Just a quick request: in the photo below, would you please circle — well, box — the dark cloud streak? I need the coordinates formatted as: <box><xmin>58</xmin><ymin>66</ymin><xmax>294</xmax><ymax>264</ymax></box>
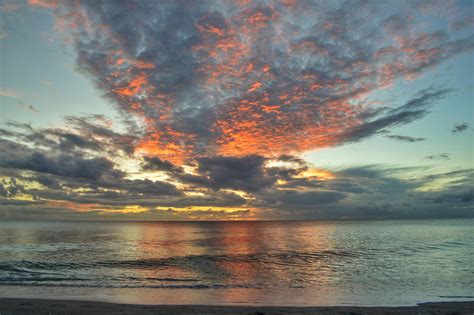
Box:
<box><xmin>385</xmin><ymin>135</ymin><xmax>426</xmax><ymax>142</ymax></box>
<box><xmin>452</xmin><ymin>122</ymin><xmax>469</xmax><ymax>133</ymax></box>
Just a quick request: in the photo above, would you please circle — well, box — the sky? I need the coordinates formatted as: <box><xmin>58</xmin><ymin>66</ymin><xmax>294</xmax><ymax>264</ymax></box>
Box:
<box><xmin>0</xmin><ymin>0</ymin><xmax>472</xmax><ymax>221</ymax></box>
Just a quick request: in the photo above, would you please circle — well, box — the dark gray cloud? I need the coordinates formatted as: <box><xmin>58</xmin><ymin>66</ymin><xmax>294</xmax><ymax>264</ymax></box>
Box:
<box><xmin>0</xmin><ymin>144</ymin><xmax>472</xmax><ymax>219</ymax></box>
<box><xmin>426</xmin><ymin>153</ymin><xmax>451</xmax><ymax>161</ymax></box>
<box><xmin>0</xmin><ymin>185</ymin><xmax>7</xmax><ymax>197</ymax></box>
<box><xmin>385</xmin><ymin>135</ymin><xmax>426</xmax><ymax>142</ymax></box>
<box><xmin>433</xmin><ymin>188</ymin><xmax>473</xmax><ymax>204</ymax></box>
<box><xmin>17</xmin><ymin>100</ymin><xmax>39</xmax><ymax>113</ymax></box>
<box><xmin>142</xmin><ymin>156</ymin><xmax>184</xmax><ymax>174</ymax></box>
<box><xmin>452</xmin><ymin>122</ymin><xmax>469</xmax><ymax>133</ymax></box>
<box><xmin>339</xmin><ymin>87</ymin><xmax>452</xmax><ymax>143</ymax></box>
<box><xmin>0</xmin><ymin>120</ymin><xmax>185</xmax><ymax>208</ymax></box>
<box><xmin>0</xmin><ymin>139</ymin><xmax>122</xmax><ymax>181</ymax></box>
<box><xmin>263</xmin><ymin>190</ymin><xmax>346</xmax><ymax>207</ymax></box>
<box><xmin>2</xmin><ymin>115</ymin><xmax>137</xmax><ymax>156</ymax></box>
<box><xmin>392</xmin><ymin>87</ymin><xmax>454</xmax><ymax>113</ymax></box>
<box><xmin>0</xmin><ymin>178</ymin><xmax>26</xmax><ymax>198</ymax></box>
<box><xmin>450</xmin><ymin>15</ymin><xmax>474</xmax><ymax>30</ymax></box>
<box><xmin>34</xmin><ymin>174</ymin><xmax>62</xmax><ymax>190</ymax></box>
<box><xmin>258</xmin><ymin>166</ymin><xmax>473</xmax><ymax>219</ymax></box>
<box><xmin>179</xmin><ymin>155</ymin><xmax>275</xmax><ymax>193</ymax></box>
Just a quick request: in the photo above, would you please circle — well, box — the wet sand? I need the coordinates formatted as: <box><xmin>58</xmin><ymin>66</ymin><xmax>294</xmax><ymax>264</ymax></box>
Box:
<box><xmin>0</xmin><ymin>299</ymin><xmax>473</xmax><ymax>314</ymax></box>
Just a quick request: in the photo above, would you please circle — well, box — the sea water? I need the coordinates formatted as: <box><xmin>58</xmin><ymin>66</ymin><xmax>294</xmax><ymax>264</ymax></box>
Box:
<box><xmin>0</xmin><ymin>219</ymin><xmax>473</xmax><ymax>306</ymax></box>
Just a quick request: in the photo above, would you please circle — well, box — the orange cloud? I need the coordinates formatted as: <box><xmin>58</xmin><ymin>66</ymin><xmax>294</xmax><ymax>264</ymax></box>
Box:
<box><xmin>52</xmin><ymin>1</ymin><xmax>472</xmax><ymax>164</ymax></box>
<box><xmin>28</xmin><ymin>0</ymin><xmax>57</xmax><ymax>9</ymax></box>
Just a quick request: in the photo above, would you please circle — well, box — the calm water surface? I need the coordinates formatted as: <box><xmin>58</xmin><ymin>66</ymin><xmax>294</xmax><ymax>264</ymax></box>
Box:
<box><xmin>0</xmin><ymin>219</ymin><xmax>473</xmax><ymax>306</ymax></box>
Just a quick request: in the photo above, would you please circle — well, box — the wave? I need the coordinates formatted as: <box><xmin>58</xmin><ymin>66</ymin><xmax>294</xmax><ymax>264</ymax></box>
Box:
<box><xmin>0</xmin><ymin>282</ymin><xmax>254</xmax><ymax>289</ymax></box>
<box><xmin>0</xmin><ymin>250</ymin><xmax>362</xmax><ymax>272</ymax></box>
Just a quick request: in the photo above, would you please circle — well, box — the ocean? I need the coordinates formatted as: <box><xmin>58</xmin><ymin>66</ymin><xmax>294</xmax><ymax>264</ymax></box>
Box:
<box><xmin>0</xmin><ymin>219</ymin><xmax>473</xmax><ymax>306</ymax></box>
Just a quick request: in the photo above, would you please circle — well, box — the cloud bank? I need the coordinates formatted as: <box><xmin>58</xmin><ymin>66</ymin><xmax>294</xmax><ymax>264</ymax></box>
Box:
<box><xmin>0</xmin><ymin>115</ymin><xmax>472</xmax><ymax>220</ymax></box>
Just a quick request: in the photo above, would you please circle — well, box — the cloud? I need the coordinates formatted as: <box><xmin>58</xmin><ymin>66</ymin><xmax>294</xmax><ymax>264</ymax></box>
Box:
<box><xmin>1</xmin><ymin>115</ymin><xmax>471</xmax><ymax>220</ymax></box>
<box><xmin>452</xmin><ymin>122</ymin><xmax>469</xmax><ymax>133</ymax></box>
<box><xmin>385</xmin><ymin>135</ymin><xmax>426</xmax><ymax>142</ymax></box>
<box><xmin>264</xmin><ymin>190</ymin><xmax>346</xmax><ymax>207</ymax></box>
<box><xmin>1</xmin><ymin>1</ymin><xmax>473</xmax><ymax>220</ymax></box>
<box><xmin>0</xmin><ymin>139</ymin><xmax>122</xmax><ymax>181</ymax></box>
<box><xmin>142</xmin><ymin>156</ymin><xmax>184</xmax><ymax>174</ymax></box>
<box><xmin>433</xmin><ymin>188</ymin><xmax>473</xmax><ymax>204</ymax></box>
<box><xmin>426</xmin><ymin>153</ymin><xmax>450</xmax><ymax>160</ymax></box>
<box><xmin>0</xmin><ymin>177</ymin><xmax>27</xmax><ymax>198</ymax></box>
<box><xmin>0</xmin><ymin>89</ymin><xmax>21</xmax><ymax>98</ymax></box>
<box><xmin>0</xmin><ymin>123</ymin><xmax>472</xmax><ymax>219</ymax></box>
<box><xmin>28</xmin><ymin>0</ymin><xmax>57</xmax><ymax>9</ymax></box>
<box><xmin>17</xmin><ymin>101</ymin><xmax>39</xmax><ymax>113</ymax></box>
<box><xmin>0</xmin><ymin>184</ymin><xmax>7</xmax><ymax>197</ymax></box>
<box><xmin>339</xmin><ymin>87</ymin><xmax>452</xmax><ymax>143</ymax></box>
<box><xmin>36</xmin><ymin>0</ymin><xmax>473</xmax><ymax>163</ymax></box>
<box><xmin>179</xmin><ymin>155</ymin><xmax>276</xmax><ymax>193</ymax></box>
<box><xmin>1</xmin><ymin>115</ymin><xmax>137</xmax><ymax>155</ymax></box>
<box><xmin>450</xmin><ymin>16</ymin><xmax>474</xmax><ymax>30</ymax></box>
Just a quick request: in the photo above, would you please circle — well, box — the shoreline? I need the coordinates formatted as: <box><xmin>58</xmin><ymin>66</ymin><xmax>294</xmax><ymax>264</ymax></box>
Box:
<box><xmin>0</xmin><ymin>299</ymin><xmax>473</xmax><ymax>314</ymax></box>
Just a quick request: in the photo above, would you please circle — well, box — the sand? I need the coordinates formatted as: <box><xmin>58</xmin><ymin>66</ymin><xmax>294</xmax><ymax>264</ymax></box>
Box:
<box><xmin>0</xmin><ymin>299</ymin><xmax>473</xmax><ymax>314</ymax></box>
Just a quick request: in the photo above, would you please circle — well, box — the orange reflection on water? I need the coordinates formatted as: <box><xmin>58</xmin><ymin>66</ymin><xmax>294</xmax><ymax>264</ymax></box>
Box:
<box><xmin>0</xmin><ymin>220</ymin><xmax>345</xmax><ymax>305</ymax></box>
<box><xmin>210</xmin><ymin>222</ymin><xmax>260</xmax><ymax>288</ymax></box>
<box><xmin>133</xmin><ymin>223</ymin><xmax>203</xmax><ymax>282</ymax></box>
<box><xmin>121</xmin><ymin>221</ymin><xmax>338</xmax><ymax>303</ymax></box>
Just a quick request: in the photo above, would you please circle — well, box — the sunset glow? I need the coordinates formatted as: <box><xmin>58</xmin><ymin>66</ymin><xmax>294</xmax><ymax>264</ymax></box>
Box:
<box><xmin>0</xmin><ymin>0</ymin><xmax>472</xmax><ymax>221</ymax></box>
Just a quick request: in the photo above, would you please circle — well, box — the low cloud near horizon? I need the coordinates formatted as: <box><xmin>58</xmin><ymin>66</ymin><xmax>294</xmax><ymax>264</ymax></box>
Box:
<box><xmin>0</xmin><ymin>115</ymin><xmax>472</xmax><ymax>220</ymax></box>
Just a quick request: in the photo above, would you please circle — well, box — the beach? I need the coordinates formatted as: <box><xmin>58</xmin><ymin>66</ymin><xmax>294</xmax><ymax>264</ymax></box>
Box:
<box><xmin>0</xmin><ymin>299</ymin><xmax>473</xmax><ymax>314</ymax></box>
